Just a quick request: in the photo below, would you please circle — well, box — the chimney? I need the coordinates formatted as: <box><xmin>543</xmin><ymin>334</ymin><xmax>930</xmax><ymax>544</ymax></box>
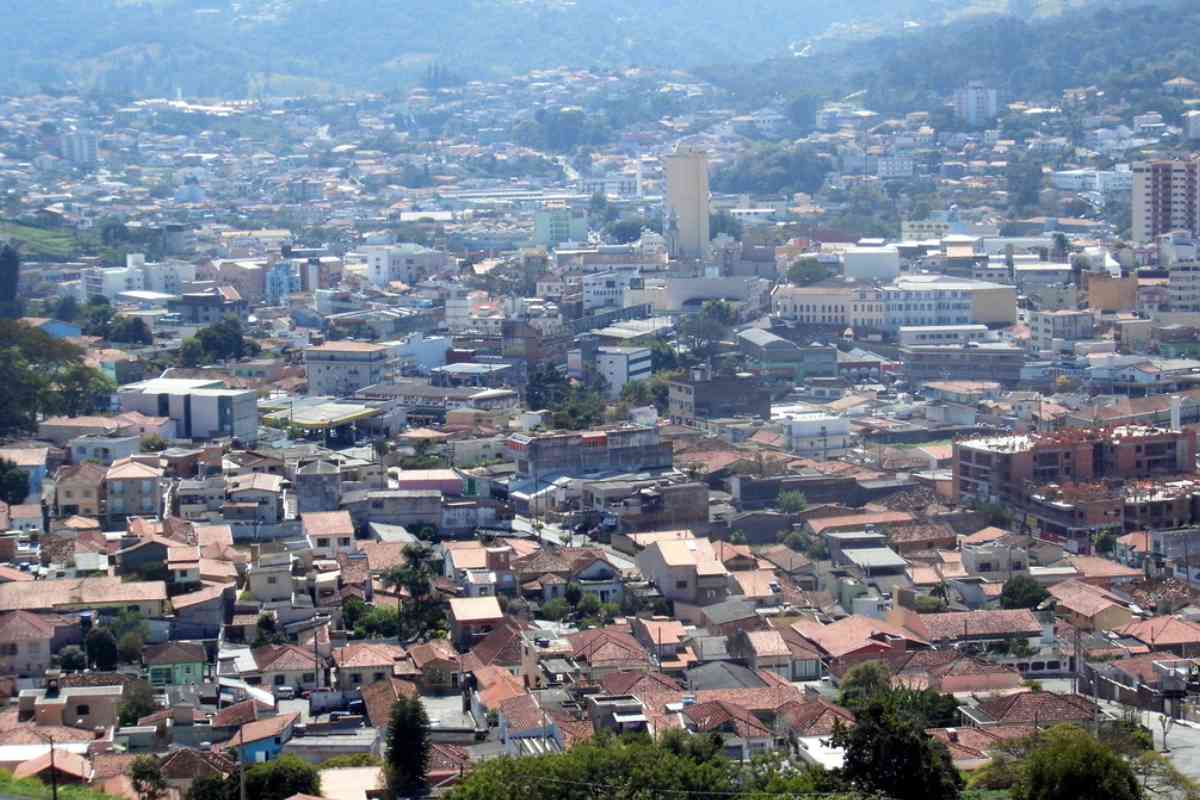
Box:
<box><xmin>1171</xmin><ymin>395</ymin><xmax>1183</xmax><ymax>432</ymax></box>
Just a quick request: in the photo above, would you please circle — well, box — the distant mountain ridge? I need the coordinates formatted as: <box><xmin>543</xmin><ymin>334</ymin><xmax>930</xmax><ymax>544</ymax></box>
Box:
<box><xmin>0</xmin><ymin>0</ymin><xmax>1091</xmax><ymax>98</ymax></box>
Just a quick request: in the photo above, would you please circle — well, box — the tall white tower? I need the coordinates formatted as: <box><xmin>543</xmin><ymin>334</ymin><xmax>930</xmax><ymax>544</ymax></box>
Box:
<box><xmin>664</xmin><ymin>145</ymin><xmax>710</xmax><ymax>259</ymax></box>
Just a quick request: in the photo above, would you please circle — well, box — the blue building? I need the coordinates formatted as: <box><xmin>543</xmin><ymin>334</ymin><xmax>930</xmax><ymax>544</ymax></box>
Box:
<box><xmin>223</xmin><ymin>711</ymin><xmax>298</xmax><ymax>764</ymax></box>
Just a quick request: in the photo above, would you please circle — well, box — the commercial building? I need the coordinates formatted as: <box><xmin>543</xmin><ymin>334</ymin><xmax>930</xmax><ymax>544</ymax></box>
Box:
<box><xmin>667</xmin><ymin>369</ymin><xmax>772</xmax><ymax>426</ymax></box>
<box><xmin>897</xmin><ymin>324</ymin><xmax>989</xmax><ymax>347</ymax></box>
<box><xmin>362</xmin><ymin>243</ymin><xmax>449</xmax><ymax>288</ymax></box>
<box><xmin>505</xmin><ymin>426</ymin><xmax>673</xmax><ymax>480</ymax></box>
<box><xmin>773</xmin><ymin>411</ymin><xmax>852</xmax><ymax>460</ymax></box>
<box><xmin>1132</xmin><ymin>159</ymin><xmax>1200</xmax><ymax>243</ymax></box>
<box><xmin>1030</xmin><ymin>310</ymin><xmax>1096</xmax><ymax>352</ymax></box>
<box><xmin>663</xmin><ymin>145</ymin><xmax>710</xmax><ymax>259</ymax></box>
<box><xmin>305</xmin><ymin>341</ymin><xmax>390</xmax><ymax>396</ymax></box>
<box><xmin>771</xmin><ymin>284</ymin><xmax>884</xmax><ymax>331</ymax></box>
<box><xmin>736</xmin><ymin>328</ymin><xmax>837</xmax><ymax>382</ymax></box>
<box><xmin>953</xmin><ymin>426</ymin><xmax>1199</xmax><ymax>506</ymax></box>
<box><xmin>595</xmin><ymin>347</ymin><xmax>652</xmax><ymax>399</ymax></box>
<box><xmin>117</xmin><ymin>378</ymin><xmax>258</xmax><ymax>443</ymax></box>
<box><xmin>532</xmin><ymin>206</ymin><xmax>588</xmax><ymax>248</ymax></box>
<box><xmin>882</xmin><ymin>275</ymin><xmax>1017</xmax><ymax>331</ymax></box>
<box><xmin>843</xmin><ymin>246</ymin><xmax>900</xmax><ymax>281</ymax></box>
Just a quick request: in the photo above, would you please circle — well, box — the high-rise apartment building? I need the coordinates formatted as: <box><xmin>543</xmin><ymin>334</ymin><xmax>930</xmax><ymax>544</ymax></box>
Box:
<box><xmin>1132</xmin><ymin>159</ymin><xmax>1200</xmax><ymax>243</ymax></box>
<box><xmin>663</xmin><ymin>145</ymin><xmax>710</xmax><ymax>259</ymax></box>
<box><xmin>953</xmin><ymin>82</ymin><xmax>999</xmax><ymax>127</ymax></box>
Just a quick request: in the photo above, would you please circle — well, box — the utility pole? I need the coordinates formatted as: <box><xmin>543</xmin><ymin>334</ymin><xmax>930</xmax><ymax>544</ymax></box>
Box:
<box><xmin>239</xmin><ymin>723</ymin><xmax>247</xmax><ymax>800</ymax></box>
<box><xmin>48</xmin><ymin>735</ymin><xmax>57</xmax><ymax>800</ymax></box>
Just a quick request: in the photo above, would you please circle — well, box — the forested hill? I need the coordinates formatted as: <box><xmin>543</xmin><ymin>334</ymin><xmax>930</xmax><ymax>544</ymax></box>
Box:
<box><xmin>704</xmin><ymin>0</ymin><xmax>1200</xmax><ymax>113</ymax></box>
<box><xmin>0</xmin><ymin>0</ymin><xmax>1124</xmax><ymax>98</ymax></box>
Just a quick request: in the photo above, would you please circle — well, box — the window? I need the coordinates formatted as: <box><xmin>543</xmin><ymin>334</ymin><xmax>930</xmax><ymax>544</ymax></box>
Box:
<box><xmin>675</xmin><ymin>580</ymin><xmax>688</xmax><ymax>590</ymax></box>
<box><xmin>267</xmin><ymin>576</ymin><xmax>277</xmax><ymax>585</ymax></box>
<box><xmin>317</xmin><ymin>538</ymin><xmax>329</xmax><ymax>547</ymax></box>
<box><xmin>75</xmin><ymin>705</ymin><xmax>90</xmax><ymax>717</ymax></box>
<box><xmin>352</xmin><ymin>673</ymin><xmax>362</xmax><ymax>684</ymax></box>
<box><xmin>274</xmin><ymin>675</ymin><xmax>285</xmax><ymax>686</ymax></box>
<box><xmin>302</xmin><ymin>673</ymin><xmax>315</xmax><ymax>683</ymax></box>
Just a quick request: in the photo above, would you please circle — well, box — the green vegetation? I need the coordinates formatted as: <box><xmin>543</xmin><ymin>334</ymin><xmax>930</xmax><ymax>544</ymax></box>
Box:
<box><xmin>186</xmin><ymin>755</ymin><xmax>320</xmax><ymax>800</ymax></box>
<box><xmin>0</xmin><ymin>224</ymin><xmax>76</xmax><ymax>260</ymax></box>
<box><xmin>778</xmin><ymin>491</ymin><xmax>809</xmax><ymax>515</ymax></box>
<box><xmin>385</xmin><ymin>696</ymin><xmax>431</xmax><ymax>799</ymax></box>
<box><xmin>0</xmin><ymin>460</ymin><xmax>30</xmax><ymax>506</ymax></box>
<box><xmin>118</xmin><ymin>679</ymin><xmax>158</xmax><ymax>726</ymax></box>
<box><xmin>179</xmin><ymin>316</ymin><xmax>260</xmax><ymax>366</ymax></box>
<box><xmin>710</xmin><ymin>143</ymin><xmax>831</xmax><ymax>196</ymax></box>
<box><xmin>0</xmin><ymin>319</ymin><xmax>116</xmax><ymax>436</ymax></box>
<box><xmin>1000</xmin><ymin>574</ymin><xmax>1051</xmax><ymax>610</ymax></box>
<box><xmin>0</xmin><ymin>769</ymin><xmax>125</xmax><ymax>800</ymax></box>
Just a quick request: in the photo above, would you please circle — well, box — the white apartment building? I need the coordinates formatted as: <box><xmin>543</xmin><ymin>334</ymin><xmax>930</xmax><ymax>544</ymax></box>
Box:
<box><xmin>1132</xmin><ymin>159</ymin><xmax>1200</xmax><ymax>243</ymax></box>
<box><xmin>877</xmin><ymin>156</ymin><xmax>915</xmax><ymax>180</ymax></box>
<box><xmin>60</xmin><ymin>128</ymin><xmax>98</xmax><ymax>164</ymax></box>
<box><xmin>954</xmin><ymin>82</ymin><xmax>999</xmax><ymax>127</ymax></box>
<box><xmin>304</xmin><ymin>341</ymin><xmax>390</xmax><ymax>396</ymax></box>
<box><xmin>595</xmin><ymin>347</ymin><xmax>652</xmax><ymax>399</ymax></box>
<box><xmin>1029</xmin><ymin>309</ymin><xmax>1096</xmax><ymax>351</ymax></box>
<box><xmin>578</xmin><ymin>171</ymin><xmax>641</xmax><ymax>198</ymax></box>
<box><xmin>363</xmin><ymin>243</ymin><xmax>448</xmax><ymax>288</ymax></box>
<box><xmin>1169</xmin><ymin>261</ymin><xmax>1200</xmax><ymax>311</ymax></box>
<box><xmin>79</xmin><ymin>254</ymin><xmax>197</xmax><ymax>301</ymax></box>
<box><xmin>532</xmin><ymin>206</ymin><xmax>588</xmax><ymax>248</ymax></box>
<box><xmin>773</xmin><ymin>411</ymin><xmax>851</xmax><ymax>460</ymax></box>
<box><xmin>582</xmin><ymin>270</ymin><xmax>640</xmax><ymax>311</ymax></box>
<box><xmin>445</xmin><ymin>287</ymin><xmax>491</xmax><ymax>333</ymax></box>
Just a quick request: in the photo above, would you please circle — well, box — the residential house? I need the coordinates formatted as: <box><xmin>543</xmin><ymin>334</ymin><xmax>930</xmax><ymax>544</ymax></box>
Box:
<box><xmin>333</xmin><ymin>643</ymin><xmax>414</xmax><ymax>689</ymax></box>
<box><xmin>1117</xmin><ymin>616</ymin><xmax>1200</xmax><ymax>656</ymax></box>
<box><xmin>144</xmin><ymin>642</ymin><xmax>207</xmax><ymax>687</ymax></box>
<box><xmin>1046</xmin><ymin>580</ymin><xmax>1134</xmax><ymax>631</ymax></box>
<box><xmin>222</xmin><ymin>712</ymin><xmax>299</xmax><ymax>764</ymax></box>
<box><xmin>249</xmin><ymin>645</ymin><xmax>320</xmax><ymax>693</ymax></box>
<box><xmin>0</xmin><ymin>611</ymin><xmax>76</xmax><ymax>678</ymax></box>
<box><xmin>303</xmin><ymin>511</ymin><xmax>357</xmax><ymax>559</ymax></box>
<box><xmin>226</xmin><ymin>473</ymin><xmax>287</xmax><ymax>524</ymax></box>
<box><xmin>53</xmin><ymin>463</ymin><xmax>107</xmax><ymax>518</ymax></box>
<box><xmin>636</xmin><ymin>537</ymin><xmax>729</xmax><ymax>610</ymax></box>
<box><xmin>448</xmin><ymin>596</ymin><xmax>504</xmax><ymax>649</ymax></box>
<box><xmin>104</xmin><ymin>458</ymin><xmax>163</xmax><ymax>522</ymax></box>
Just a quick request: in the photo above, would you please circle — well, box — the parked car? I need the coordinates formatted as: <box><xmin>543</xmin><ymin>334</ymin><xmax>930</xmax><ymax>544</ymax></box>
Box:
<box><xmin>275</xmin><ymin>686</ymin><xmax>296</xmax><ymax>700</ymax></box>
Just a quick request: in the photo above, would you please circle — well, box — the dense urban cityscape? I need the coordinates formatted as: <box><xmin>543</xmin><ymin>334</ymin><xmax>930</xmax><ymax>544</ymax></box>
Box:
<box><xmin>4</xmin><ymin>2</ymin><xmax>1200</xmax><ymax>800</ymax></box>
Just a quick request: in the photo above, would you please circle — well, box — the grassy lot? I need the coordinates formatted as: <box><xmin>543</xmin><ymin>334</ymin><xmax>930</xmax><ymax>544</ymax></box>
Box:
<box><xmin>0</xmin><ymin>220</ymin><xmax>78</xmax><ymax>260</ymax></box>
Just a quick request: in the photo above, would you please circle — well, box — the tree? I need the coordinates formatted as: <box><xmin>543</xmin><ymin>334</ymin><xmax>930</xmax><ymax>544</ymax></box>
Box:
<box><xmin>0</xmin><ymin>459</ymin><xmax>29</xmax><ymax>505</ymax></box>
<box><xmin>87</xmin><ymin>626</ymin><xmax>119</xmax><ymax>670</ymax></box>
<box><xmin>1001</xmin><ymin>574</ymin><xmax>1051</xmax><ymax>610</ymax></box>
<box><xmin>243</xmin><ymin>755</ymin><xmax>322</xmax><ymax>800</ymax></box>
<box><xmin>58</xmin><ymin>645</ymin><xmax>86</xmax><ymax>672</ymax></box>
<box><xmin>119</xmin><ymin>631</ymin><xmax>145</xmax><ymax>664</ymax></box>
<box><xmin>564</xmin><ymin>583</ymin><xmax>583</xmax><ymax>607</ymax></box>
<box><xmin>1013</xmin><ymin>725</ymin><xmax>1140</xmax><ymax>800</ymax></box>
<box><xmin>786</xmin><ymin>258</ymin><xmax>831</xmax><ymax>286</ymax></box>
<box><xmin>119</xmin><ymin>679</ymin><xmax>159</xmax><ymax>726</ymax></box>
<box><xmin>778</xmin><ymin>490</ymin><xmax>808</xmax><ymax>515</ymax></box>
<box><xmin>130</xmin><ymin>755</ymin><xmax>168</xmax><ymax>800</ymax></box>
<box><xmin>52</xmin><ymin>294</ymin><xmax>79</xmax><ymax>322</ymax></box>
<box><xmin>447</xmin><ymin>733</ymin><xmax>741</xmax><ymax>800</ymax></box>
<box><xmin>108</xmin><ymin>315</ymin><xmax>153</xmax><ymax>344</ymax></box>
<box><xmin>838</xmin><ymin>661</ymin><xmax>893</xmax><ymax>712</ymax></box>
<box><xmin>709</xmin><ymin>210</ymin><xmax>743</xmax><ymax>240</ymax></box>
<box><xmin>186</xmin><ymin>774</ymin><xmax>229</xmax><ymax>800</ymax></box>
<box><xmin>830</xmin><ymin>696</ymin><xmax>962</xmax><ymax>800</ymax></box>
<box><xmin>385</xmin><ymin>696</ymin><xmax>431</xmax><ymax>799</ymax></box>
<box><xmin>541</xmin><ymin>598</ymin><xmax>569</xmax><ymax>621</ymax></box>
<box><xmin>577</xmin><ymin>593</ymin><xmax>601</xmax><ymax>618</ymax></box>
<box><xmin>141</xmin><ymin>434</ymin><xmax>168</xmax><ymax>453</ymax></box>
